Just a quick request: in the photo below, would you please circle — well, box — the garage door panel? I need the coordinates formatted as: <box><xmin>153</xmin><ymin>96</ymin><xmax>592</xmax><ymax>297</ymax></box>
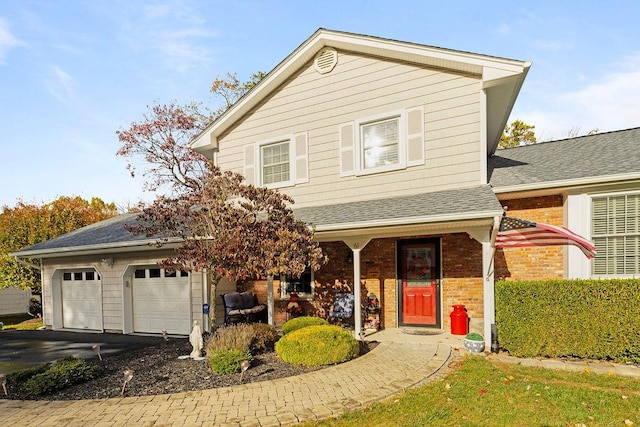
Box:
<box><xmin>62</xmin><ymin>273</ymin><xmax>102</xmax><ymax>331</ymax></box>
<box><xmin>133</xmin><ymin>271</ymin><xmax>190</xmax><ymax>335</ymax></box>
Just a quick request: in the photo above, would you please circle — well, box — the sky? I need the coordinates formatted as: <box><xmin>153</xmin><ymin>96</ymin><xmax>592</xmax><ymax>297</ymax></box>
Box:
<box><xmin>1</xmin><ymin>1</ymin><xmax>639</xmax><ymax>209</ymax></box>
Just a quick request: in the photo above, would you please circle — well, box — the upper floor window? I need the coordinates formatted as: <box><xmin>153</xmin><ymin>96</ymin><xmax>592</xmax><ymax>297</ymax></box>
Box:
<box><xmin>340</xmin><ymin>107</ymin><xmax>424</xmax><ymax>177</ymax></box>
<box><xmin>592</xmin><ymin>193</ymin><xmax>640</xmax><ymax>275</ymax></box>
<box><xmin>244</xmin><ymin>133</ymin><xmax>309</xmax><ymax>189</ymax></box>
<box><xmin>261</xmin><ymin>140</ymin><xmax>291</xmax><ymax>185</ymax></box>
<box><xmin>361</xmin><ymin>116</ymin><xmax>400</xmax><ymax>170</ymax></box>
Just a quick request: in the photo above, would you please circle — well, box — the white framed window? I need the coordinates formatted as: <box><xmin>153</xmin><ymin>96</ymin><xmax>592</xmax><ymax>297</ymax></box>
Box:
<box><xmin>592</xmin><ymin>193</ymin><xmax>640</xmax><ymax>275</ymax></box>
<box><xmin>280</xmin><ymin>267</ymin><xmax>314</xmax><ymax>300</ymax></box>
<box><xmin>243</xmin><ymin>133</ymin><xmax>308</xmax><ymax>188</ymax></box>
<box><xmin>340</xmin><ymin>107</ymin><xmax>424</xmax><ymax>177</ymax></box>
<box><xmin>260</xmin><ymin>139</ymin><xmax>292</xmax><ymax>186</ymax></box>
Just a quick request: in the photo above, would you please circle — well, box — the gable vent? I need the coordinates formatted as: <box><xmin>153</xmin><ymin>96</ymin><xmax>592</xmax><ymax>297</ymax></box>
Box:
<box><xmin>314</xmin><ymin>47</ymin><xmax>338</xmax><ymax>74</ymax></box>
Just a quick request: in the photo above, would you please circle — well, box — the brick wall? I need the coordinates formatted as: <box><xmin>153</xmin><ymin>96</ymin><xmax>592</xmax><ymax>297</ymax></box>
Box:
<box><xmin>495</xmin><ymin>195</ymin><xmax>565</xmax><ymax>280</ymax></box>
<box><xmin>241</xmin><ymin>234</ymin><xmax>490</xmax><ymax>330</ymax></box>
<box><xmin>441</xmin><ymin>233</ymin><xmax>484</xmax><ymax>329</ymax></box>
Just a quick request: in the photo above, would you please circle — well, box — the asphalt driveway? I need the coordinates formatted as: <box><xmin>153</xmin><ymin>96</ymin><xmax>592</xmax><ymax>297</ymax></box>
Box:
<box><xmin>0</xmin><ymin>330</ymin><xmax>164</xmax><ymax>373</ymax></box>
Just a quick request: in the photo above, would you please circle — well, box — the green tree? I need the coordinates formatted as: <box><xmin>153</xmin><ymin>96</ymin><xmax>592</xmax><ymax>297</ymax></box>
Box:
<box><xmin>498</xmin><ymin>119</ymin><xmax>537</xmax><ymax>149</ymax></box>
<box><xmin>0</xmin><ymin>197</ymin><xmax>118</xmax><ymax>292</ymax></box>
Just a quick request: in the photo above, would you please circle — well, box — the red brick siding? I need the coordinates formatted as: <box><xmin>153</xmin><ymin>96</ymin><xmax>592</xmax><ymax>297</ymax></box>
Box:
<box><xmin>495</xmin><ymin>195</ymin><xmax>565</xmax><ymax>281</ymax></box>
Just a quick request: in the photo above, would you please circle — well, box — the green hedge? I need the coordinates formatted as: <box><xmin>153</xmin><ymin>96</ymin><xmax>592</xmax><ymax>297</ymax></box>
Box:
<box><xmin>496</xmin><ymin>279</ymin><xmax>640</xmax><ymax>363</ymax></box>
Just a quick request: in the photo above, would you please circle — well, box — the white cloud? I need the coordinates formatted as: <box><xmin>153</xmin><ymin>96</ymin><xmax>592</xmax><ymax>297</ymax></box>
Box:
<box><xmin>517</xmin><ymin>52</ymin><xmax>640</xmax><ymax>141</ymax></box>
<box><xmin>0</xmin><ymin>17</ymin><xmax>20</xmax><ymax>64</ymax></box>
<box><xmin>48</xmin><ymin>65</ymin><xmax>76</xmax><ymax>103</ymax></box>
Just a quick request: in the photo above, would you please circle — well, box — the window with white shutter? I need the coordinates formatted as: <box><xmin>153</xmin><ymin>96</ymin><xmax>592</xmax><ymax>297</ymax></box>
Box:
<box><xmin>592</xmin><ymin>193</ymin><xmax>640</xmax><ymax>275</ymax></box>
<box><xmin>343</xmin><ymin>107</ymin><xmax>425</xmax><ymax>177</ymax></box>
<box><xmin>244</xmin><ymin>133</ymin><xmax>306</xmax><ymax>188</ymax></box>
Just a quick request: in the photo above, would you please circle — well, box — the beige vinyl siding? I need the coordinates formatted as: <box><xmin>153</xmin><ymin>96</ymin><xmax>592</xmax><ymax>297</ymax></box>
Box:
<box><xmin>216</xmin><ymin>51</ymin><xmax>482</xmax><ymax>208</ymax></box>
<box><xmin>41</xmin><ymin>250</ymin><xmax>204</xmax><ymax>333</ymax></box>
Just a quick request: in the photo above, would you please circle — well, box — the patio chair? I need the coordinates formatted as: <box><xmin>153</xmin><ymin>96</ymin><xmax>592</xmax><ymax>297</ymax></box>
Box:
<box><xmin>328</xmin><ymin>292</ymin><xmax>354</xmax><ymax>327</ymax></box>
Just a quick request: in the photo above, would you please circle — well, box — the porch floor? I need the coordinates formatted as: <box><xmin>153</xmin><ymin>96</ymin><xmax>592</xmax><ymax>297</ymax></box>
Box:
<box><xmin>362</xmin><ymin>327</ymin><xmax>469</xmax><ymax>348</ymax></box>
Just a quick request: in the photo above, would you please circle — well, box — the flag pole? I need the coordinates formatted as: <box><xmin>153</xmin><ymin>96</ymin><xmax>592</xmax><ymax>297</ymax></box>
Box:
<box><xmin>486</xmin><ymin>212</ymin><xmax>504</xmax><ymax>280</ymax></box>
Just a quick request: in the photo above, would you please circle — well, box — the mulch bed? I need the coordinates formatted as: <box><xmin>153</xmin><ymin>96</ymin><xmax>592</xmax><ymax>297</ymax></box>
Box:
<box><xmin>3</xmin><ymin>337</ymin><xmax>376</xmax><ymax>401</ymax></box>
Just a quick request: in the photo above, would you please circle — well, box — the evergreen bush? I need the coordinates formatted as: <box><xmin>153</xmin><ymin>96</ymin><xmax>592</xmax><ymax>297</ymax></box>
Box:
<box><xmin>281</xmin><ymin>315</ymin><xmax>328</xmax><ymax>335</ymax></box>
<box><xmin>496</xmin><ymin>279</ymin><xmax>640</xmax><ymax>363</ymax></box>
<box><xmin>19</xmin><ymin>356</ymin><xmax>101</xmax><ymax>396</ymax></box>
<box><xmin>208</xmin><ymin>349</ymin><xmax>252</xmax><ymax>374</ymax></box>
<box><xmin>275</xmin><ymin>324</ymin><xmax>359</xmax><ymax>366</ymax></box>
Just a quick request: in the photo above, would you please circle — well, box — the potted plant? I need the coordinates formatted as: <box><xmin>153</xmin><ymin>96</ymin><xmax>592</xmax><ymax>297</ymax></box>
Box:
<box><xmin>463</xmin><ymin>332</ymin><xmax>485</xmax><ymax>354</ymax></box>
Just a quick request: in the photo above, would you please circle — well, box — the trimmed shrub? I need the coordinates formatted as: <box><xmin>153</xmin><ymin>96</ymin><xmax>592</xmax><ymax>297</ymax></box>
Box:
<box><xmin>20</xmin><ymin>356</ymin><xmax>101</xmax><ymax>396</ymax></box>
<box><xmin>6</xmin><ymin>363</ymin><xmax>50</xmax><ymax>385</ymax></box>
<box><xmin>275</xmin><ymin>324</ymin><xmax>359</xmax><ymax>366</ymax></box>
<box><xmin>208</xmin><ymin>349</ymin><xmax>252</xmax><ymax>374</ymax></box>
<box><xmin>496</xmin><ymin>279</ymin><xmax>640</xmax><ymax>363</ymax></box>
<box><xmin>281</xmin><ymin>316</ymin><xmax>328</xmax><ymax>335</ymax></box>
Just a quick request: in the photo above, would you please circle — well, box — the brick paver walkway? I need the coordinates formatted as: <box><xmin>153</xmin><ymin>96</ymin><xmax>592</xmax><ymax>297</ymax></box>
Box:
<box><xmin>0</xmin><ymin>342</ymin><xmax>452</xmax><ymax>427</ymax></box>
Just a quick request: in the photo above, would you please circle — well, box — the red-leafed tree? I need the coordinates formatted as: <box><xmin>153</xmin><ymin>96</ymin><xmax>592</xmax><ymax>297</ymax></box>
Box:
<box><xmin>127</xmin><ymin>163</ymin><xmax>326</xmax><ymax>327</ymax></box>
<box><xmin>118</xmin><ymin>72</ymin><xmax>326</xmax><ymax>326</ymax></box>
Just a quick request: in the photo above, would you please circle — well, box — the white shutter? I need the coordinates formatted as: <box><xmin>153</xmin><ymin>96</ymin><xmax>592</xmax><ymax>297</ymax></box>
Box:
<box><xmin>244</xmin><ymin>144</ymin><xmax>256</xmax><ymax>186</ymax></box>
<box><xmin>339</xmin><ymin>123</ymin><xmax>355</xmax><ymax>176</ymax></box>
<box><xmin>406</xmin><ymin>107</ymin><xmax>425</xmax><ymax>167</ymax></box>
<box><xmin>294</xmin><ymin>132</ymin><xmax>309</xmax><ymax>184</ymax></box>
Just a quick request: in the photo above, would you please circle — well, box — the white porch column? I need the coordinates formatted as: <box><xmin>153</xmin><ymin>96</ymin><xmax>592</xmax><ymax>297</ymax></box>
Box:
<box><xmin>468</xmin><ymin>223</ymin><xmax>497</xmax><ymax>348</ymax></box>
<box><xmin>267</xmin><ymin>275</ymin><xmax>274</xmax><ymax>326</ymax></box>
<box><xmin>343</xmin><ymin>237</ymin><xmax>372</xmax><ymax>340</ymax></box>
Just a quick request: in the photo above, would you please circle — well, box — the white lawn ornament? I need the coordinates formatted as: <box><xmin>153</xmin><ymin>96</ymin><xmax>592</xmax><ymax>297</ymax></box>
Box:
<box><xmin>189</xmin><ymin>320</ymin><xmax>203</xmax><ymax>358</ymax></box>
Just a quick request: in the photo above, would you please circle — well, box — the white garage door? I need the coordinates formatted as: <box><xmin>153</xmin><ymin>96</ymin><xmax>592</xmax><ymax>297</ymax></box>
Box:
<box><xmin>61</xmin><ymin>270</ymin><xmax>102</xmax><ymax>330</ymax></box>
<box><xmin>132</xmin><ymin>268</ymin><xmax>191</xmax><ymax>335</ymax></box>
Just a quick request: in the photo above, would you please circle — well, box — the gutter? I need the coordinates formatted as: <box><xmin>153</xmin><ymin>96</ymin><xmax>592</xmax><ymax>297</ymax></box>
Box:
<box><xmin>492</xmin><ymin>172</ymin><xmax>640</xmax><ymax>194</ymax></box>
<box><xmin>9</xmin><ymin>238</ymin><xmax>183</xmax><ymax>259</ymax></box>
<box><xmin>312</xmin><ymin>209</ymin><xmax>504</xmax><ymax>233</ymax></box>
<box><xmin>14</xmin><ymin>256</ymin><xmax>41</xmax><ymax>270</ymax></box>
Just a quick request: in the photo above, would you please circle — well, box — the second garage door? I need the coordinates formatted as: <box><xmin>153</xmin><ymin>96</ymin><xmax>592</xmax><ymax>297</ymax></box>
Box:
<box><xmin>132</xmin><ymin>267</ymin><xmax>191</xmax><ymax>335</ymax></box>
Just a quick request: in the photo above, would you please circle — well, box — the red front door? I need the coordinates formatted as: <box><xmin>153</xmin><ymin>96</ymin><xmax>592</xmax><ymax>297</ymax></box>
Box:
<box><xmin>399</xmin><ymin>240</ymin><xmax>440</xmax><ymax>326</ymax></box>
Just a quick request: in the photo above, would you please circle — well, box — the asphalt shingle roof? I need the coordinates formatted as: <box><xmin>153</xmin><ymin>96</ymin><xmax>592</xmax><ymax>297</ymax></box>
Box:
<box><xmin>294</xmin><ymin>185</ymin><xmax>502</xmax><ymax>228</ymax></box>
<box><xmin>488</xmin><ymin>127</ymin><xmax>640</xmax><ymax>188</ymax></box>
<box><xmin>15</xmin><ymin>213</ymin><xmax>147</xmax><ymax>254</ymax></box>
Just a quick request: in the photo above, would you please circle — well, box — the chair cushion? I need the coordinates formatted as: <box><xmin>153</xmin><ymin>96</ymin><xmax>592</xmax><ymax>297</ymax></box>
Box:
<box><xmin>240</xmin><ymin>291</ymin><xmax>256</xmax><ymax>309</ymax></box>
<box><xmin>223</xmin><ymin>293</ymin><xmax>243</xmax><ymax>311</ymax></box>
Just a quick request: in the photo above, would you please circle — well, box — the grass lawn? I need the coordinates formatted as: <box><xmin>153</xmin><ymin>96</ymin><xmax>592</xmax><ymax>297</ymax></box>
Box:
<box><xmin>313</xmin><ymin>355</ymin><xmax>640</xmax><ymax>427</ymax></box>
<box><xmin>0</xmin><ymin>314</ymin><xmax>43</xmax><ymax>330</ymax></box>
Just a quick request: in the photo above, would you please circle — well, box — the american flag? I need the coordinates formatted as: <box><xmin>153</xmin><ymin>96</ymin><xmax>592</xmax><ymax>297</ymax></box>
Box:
<box><xmin>495</xmin><ymin>216</ymin><xmax>597</xmax><ymax>259</ymax></box>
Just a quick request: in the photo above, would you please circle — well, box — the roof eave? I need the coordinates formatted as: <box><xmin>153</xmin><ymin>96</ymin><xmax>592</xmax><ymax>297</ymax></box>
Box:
<box><xmin>10</xmin><ymin>239</ymin><xmax>183</xmax><ymax>259</ymax></box>
<box><xmin>492</xmin><ymin>172</ymin><xmax>640</xmax><ymax>195</ymax></box>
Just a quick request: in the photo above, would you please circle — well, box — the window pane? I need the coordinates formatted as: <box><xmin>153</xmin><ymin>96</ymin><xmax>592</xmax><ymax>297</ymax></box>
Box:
<box><xmin>74</xmin><ymin>272</ymin><xmax>83</xmax><ymax>281</ymax></box>
<box><xmin>592</xmin><ymin>194</ymin><xmax>640</xmax><ymax>275</ymax></box>
<box><xmin>283</xmin><ymin>267</ymin><xmax>313</xmax><ymax>296</ymax></box>
<box><xmin>149</xmin><ymin>268</ymin><xmax>161</xmax><ymax>278</ymax></box>
<box><xmin>262</xmin><ymin>141</ymin><xmax>290</xmax><ymax>185</ymax></box>
<box><xmin>134</xmin><ymin>269</ymin><xmax>146</xmax><ymax>279</ymax></box>
<box><xmin>63</xmin><ymin>272</ymin><xmax>72</xmax><ymax>281</ymax></box>
<box><xmin>361</xmin><ymin>118</ymin><xmax>399</xmax><ymax>169</ymax></box>
<box><xmin>86</xmin><ymin>271</ymin><xmax>95</xmax><ymax>281</ymax></box>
